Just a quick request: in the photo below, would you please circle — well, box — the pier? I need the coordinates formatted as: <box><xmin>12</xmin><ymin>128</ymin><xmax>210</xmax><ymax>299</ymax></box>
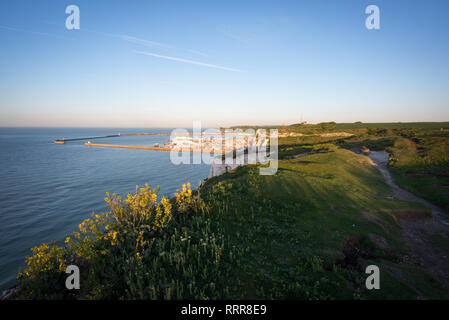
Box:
<box><xmin>84</xmin><ymin>142</ymin><xmax>173</xmax><ymax>151</ymax></box>
<box><xmin>53</xmin><ymin>132</ymin><xmax>171</xmax><ymax>144</ymax></box>
<box><xmin>55</xmin><ymin>131</ymin><xmax>242</xmax><ymax>155</ymax></box>
<box><xmin>53</xmin><ymin>131</ymin><xmax>221</xmax><ymax>144</ymax></box>
<box><xmin>84</xmin><ymin>142</ymin><xmax>225</xmax><ymax>154</ymax></box>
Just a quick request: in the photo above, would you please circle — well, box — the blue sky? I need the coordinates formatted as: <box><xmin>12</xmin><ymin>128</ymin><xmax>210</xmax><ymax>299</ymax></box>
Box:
<box><xmin>0</xmin><ymin>0</ymin><xmax>448</xmax><ymax>127</ymax></box>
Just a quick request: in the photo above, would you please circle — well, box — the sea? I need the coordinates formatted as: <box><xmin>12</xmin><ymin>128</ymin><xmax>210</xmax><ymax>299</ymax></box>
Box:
<box><xmin>0</xmin><ymin>127</ymin><xmax>211</xmax><ymax>291</ymax></box>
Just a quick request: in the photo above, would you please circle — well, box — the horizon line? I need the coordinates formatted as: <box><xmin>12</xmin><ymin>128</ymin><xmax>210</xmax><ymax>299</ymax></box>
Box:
<box><xmin>1</xmin><ymin>120</ymin><xmax>449</xmax><ymax>129</ymax></box>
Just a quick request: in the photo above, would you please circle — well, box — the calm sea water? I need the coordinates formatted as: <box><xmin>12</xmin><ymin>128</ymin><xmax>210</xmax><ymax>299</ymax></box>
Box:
<box><xmin>0</xmin><ymin>128</ymin><xmax>211</xmax><ymax>291</ymax></box>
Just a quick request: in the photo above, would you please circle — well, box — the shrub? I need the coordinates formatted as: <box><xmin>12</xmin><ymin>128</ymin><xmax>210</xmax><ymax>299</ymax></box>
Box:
<box><xmin>318</xmin><ymin>122</ymin><xmax>337</xmax><ymax>131</ymax></box>
<box><xmin>16</xmin><ymin>242</ymin><xmax>69</xmax><ymax>299</ymax></box>
<box><xmin>13</xmin><ymin>182</ymin><xmax>233</xmax><ymax>299</ymax></box>
<box><xmin>312</xmin><ymin>143</ymin><xmax>335</xmax><ymax>152</ymax></box>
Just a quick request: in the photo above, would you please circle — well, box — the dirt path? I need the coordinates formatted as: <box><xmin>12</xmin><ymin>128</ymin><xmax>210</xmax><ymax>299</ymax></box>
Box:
<box><xmin>367</xmin><ymin>150</ymin><xmax>449</xmax><ymax>226</ymax></box>
<box><xmin>365</xmin><ymin>150</ymin><xmax>449</xmax><ymax>291</ymax></box>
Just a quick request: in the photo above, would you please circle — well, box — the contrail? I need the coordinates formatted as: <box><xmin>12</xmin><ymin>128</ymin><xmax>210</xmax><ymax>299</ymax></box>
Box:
<box><xmin>121</xmin><ymin>35</ymin><xmax>209</xmax><ymax>57</ymax></box>
<box><xmin>0</xmin><ymin>24</ymin><xmax>72</xmax><ymax>40</ymax></box>
<box><xmin>135</xmin><ymin>50</ymin><xmax>241</xmax><ymax>72</ymax></box>
<box><xmin>121</xmin><ymin>35</ymin><xmax>165</xmax><ymax>48</ymax></box>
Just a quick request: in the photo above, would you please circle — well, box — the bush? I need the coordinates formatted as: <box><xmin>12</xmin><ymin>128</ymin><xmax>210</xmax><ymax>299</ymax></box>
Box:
<box><xmin>318</xmin><ymin>122</ymin><xmax>337</xmax><ymax>131</ymax></box>
<box><xmin>312</xmin><ymin>143</ymin><xmax>335</xmax><ymax>152</ymax></box>
<box><xmin>16</xmin><ymin>242</ymin><xmax>69</xmax><ymax>299</ymax></box>
<box><xmin>13</xmin><ymin>182</ymin><xmax>234</xmax><ymax>299</ymax></box>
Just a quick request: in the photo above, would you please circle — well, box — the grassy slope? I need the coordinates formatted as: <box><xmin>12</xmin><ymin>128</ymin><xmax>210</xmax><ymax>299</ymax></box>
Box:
<box><xmin>335</xmin><ymin>122</ymin><xmax>449</xmax><ymax>131</ymax></box>
<box><xmin>233</xmin><ymin>122</ymin><xmax>449</xmax><ymax>134</ymax></box>
<box><xmin>13</xmin><ymin>124</ymin><xmax>449</xmax><ymax>300</ymax></box>
<box><xmin>325</xmin><ymin>126</ymin><xmax>449</xmax><ymax>212</ymax></box>
<box><xmin>202</xmin><ymin>147</ymin><xmax>448</xmax><ymax>299</ymax></box>
<box><xmin>388</xmin><ymin>132</ymin><xmax>449</xmax><ymax>212</ymax></box>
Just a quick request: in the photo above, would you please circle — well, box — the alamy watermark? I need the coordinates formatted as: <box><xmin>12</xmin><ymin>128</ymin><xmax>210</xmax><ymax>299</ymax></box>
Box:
<box><xmin>169</xmin><ymin>121</ymin><xmax>278</xmax><ymax>176</ymax></box>
<box><xmin>365</xmin><ymin>5</ymin><xmax>380</xmax><ymax>30</ymax></box>
<box><xmin>65</xmin><ymin>5</ymin><xmax>80</xmax><ymax>30</ymax></box>
<box><xmin>65</xmin><ymin>265</ymin><xmax>80</xmax><ymax>290</ymax></box>
<box><xmin>365</xmin><ymin>265</ymin><xmax>380</xmax><ymax>290</ymax></box>
<box><xmin>64</xmin><ymin>5</ymin><xmax>380</xmax><ymax>31</ymax></box>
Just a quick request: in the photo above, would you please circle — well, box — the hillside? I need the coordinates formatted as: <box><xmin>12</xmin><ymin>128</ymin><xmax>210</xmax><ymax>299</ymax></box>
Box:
<box><xmin>9</xmin><ymin>136</ymin><xmax>449</xmax><ymax>299</ymax></box>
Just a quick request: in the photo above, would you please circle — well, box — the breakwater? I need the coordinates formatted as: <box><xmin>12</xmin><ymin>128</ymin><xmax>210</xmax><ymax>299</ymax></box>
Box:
<box><xmin>84</xmin><ymin>142</ymin><xmax>225</xmax><ymax>154</ymax></box>
<box><xmin>53</xmin><ymin>132</ymin><xmax>170</xmax><ymax>144</ymax></box>
<box><xmin>84</xmin><ymin>142</ymin><xmax>173</xmax><ymax>151</ymax></box>
<box><xmin>54</xmin><ymin>131</ymin><xmax>221</xmax><ymax>144</ymax></box>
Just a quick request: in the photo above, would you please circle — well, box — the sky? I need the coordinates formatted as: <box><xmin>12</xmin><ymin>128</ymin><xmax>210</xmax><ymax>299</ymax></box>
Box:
<box><xmin>0</xmin><ymin>0</ymin><xmax>448</xmax><ymax>128</ymax></box>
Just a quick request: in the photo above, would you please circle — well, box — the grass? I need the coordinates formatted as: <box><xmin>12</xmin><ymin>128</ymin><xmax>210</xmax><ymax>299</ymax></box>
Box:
<box><xmin>200</xmin><ymin>147</ymin><xmax>446</xmax><ymax>299</ymax></box>
<box><xmin>11</xmin><ymin>123</ymin><xmax>449</xmax><ymax>300</ymax></box>
<box><xmin>231</xmin><ymin>122</ymin><xmax>449</xmax><ymax>135</ymax></box>
<box><xmin>332</xmin><ymin>127</ymin><xmax>449</xmax><ymax>212</ymax></box>
<box><xmin>426</xmin><ymin>233</ymin><xmax>449</xmax><ymax>257</ymax></box>
<box><xmin>387</xmin><ymin>132</ymin><xmax>449</xmax><ymax>212</ymax></box>
<box><xmin>334</xmin><ymin>122</ymin><xmax>449</xmax><ymax>131</ymax></box>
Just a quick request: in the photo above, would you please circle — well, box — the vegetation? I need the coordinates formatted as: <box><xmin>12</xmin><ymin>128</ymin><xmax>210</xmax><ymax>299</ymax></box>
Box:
<box><xmin>14</xmin><ymin>184</ymin><xmax>236</xmax><ymax>299</ymax></box>
<box><xmin>11</xmin><ymin>122</ymin><xmax>449</xmax><ymax>300</ymax></box>
<box><xmin>332</xmin><ymin>128</ymin><xmax>449</xmax><ymax>211</ymax></box>
<box><xmin>232</xmin><ymin>121</ymin><xmax>449</xmax><ymax>135</ymax></box>
<box><xmin>388</xmin><ymin>133</ymin><xmax>449</xmax><ymax>211</ymax></box>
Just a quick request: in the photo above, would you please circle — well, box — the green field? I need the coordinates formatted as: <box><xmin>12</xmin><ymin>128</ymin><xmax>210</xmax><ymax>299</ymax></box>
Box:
<box><xmin>335</xmin><ymin>122</ymin><xmax>449</xmax><ymax>131</ymax></box>
<box><xmin>10</xmin><ymin>122</ymin><xmax>449</xmax><ymax>300</ymax></box>
<box><xmin>336</xmin><ymin>128</ymin><xmax>449</xmax><ymax>212</ymax></box>
<box><xmin>275</xmin><ymin>122</ymin><xmax>449</xmax><ymax>212</ymax></box>
<box><xmin>200</xmin><ymin>148</ymin><xmax>447</xmax><ymax>299</ymax></box>
<box><xmin>231</xmin><ymin>121</ymin><xmax>449</xmax><ymax>134</ymax></box>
